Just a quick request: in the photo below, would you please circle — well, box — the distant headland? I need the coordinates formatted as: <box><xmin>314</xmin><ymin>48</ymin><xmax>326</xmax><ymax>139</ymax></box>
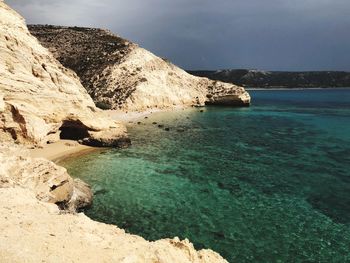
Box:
<box><xmin>188</xmin><ymin>69</ymin><xmax>350</xmax><ymax>89</ymax></box>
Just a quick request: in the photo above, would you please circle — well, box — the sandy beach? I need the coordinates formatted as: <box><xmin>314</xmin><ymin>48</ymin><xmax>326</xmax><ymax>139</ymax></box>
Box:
<box><xmin>29</xmin><ymin>140</ymin><xmax>101</xmax><ymax>163</ymax></box>
<box><xmin>28</xmin><ymin>109</ymin><xmax>168</xmax><ymax>163</ymax></box>
<box><xmin>106</xmin><ymin>106</ymin><xmax>187</xmax><ymax>125</ymax></box>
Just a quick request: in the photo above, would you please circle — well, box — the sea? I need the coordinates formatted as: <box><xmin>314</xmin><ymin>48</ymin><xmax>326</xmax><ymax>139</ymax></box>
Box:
<box><xmin>61</xmin><ymin>89</ymin><xmax>350</xmax><ymax>262</ymax></box>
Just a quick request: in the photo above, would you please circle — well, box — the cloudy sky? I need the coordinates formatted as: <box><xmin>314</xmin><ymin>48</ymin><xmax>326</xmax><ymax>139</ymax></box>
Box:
<box><xmin>6</xmin><ymin>0</ymin><xmax>350</xmax><ymax>71</ymax></box>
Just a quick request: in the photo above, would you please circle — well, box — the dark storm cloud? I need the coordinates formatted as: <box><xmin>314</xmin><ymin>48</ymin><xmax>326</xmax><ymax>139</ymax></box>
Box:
<box><xmin>5</xmin><ymin>0</ymin><xmax>350</xmax><ymax>70</ymax></box>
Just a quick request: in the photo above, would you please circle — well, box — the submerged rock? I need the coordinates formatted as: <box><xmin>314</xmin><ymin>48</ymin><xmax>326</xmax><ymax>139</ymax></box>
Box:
<box><xmin>93</xmin><ymin>187</ymin><xmax>108</xmax><ymax>196</ymax></box>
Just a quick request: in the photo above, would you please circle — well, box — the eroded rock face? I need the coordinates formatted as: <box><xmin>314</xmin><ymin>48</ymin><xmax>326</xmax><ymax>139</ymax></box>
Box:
<box><xmin>29</xmin><ymin>25</ymin><xmax>251</xmax><ymax>111</ymax></box>
<box><xmin>0</xmin><ymin>143</ymin><xmax>91</xmax><ymax>211</ymax></box>
<box><xmin>0</xmin><ymin>2</ymin><xmax>128</xmax><ymax>147</ymax></box>
<box><xmin>68</xmin><ymin>178</ymin><xmax>93</xmax><ymax>211</ymax></box>
<box><xmin>206</xmin><ymin>80</ymin><xmax>251</xmax><ymax>106</ymax></box>
<box><xmin>82</xmin><ymin>129</ymin><xmax>132</xmax><ymax>148</ymax></box>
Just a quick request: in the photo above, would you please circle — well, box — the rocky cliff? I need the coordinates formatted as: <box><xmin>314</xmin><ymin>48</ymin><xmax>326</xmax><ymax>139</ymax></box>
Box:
<box><xmin>0</xmin><ymin>2</ymin><xmax>129</xmax><ymax>147</ymax></box>
<box><xmin>29</xmin><ymin>25</ymin><xmax>250</xmax><ymax>110</ymax></box>
<box><xmin>0</xmin><ymin>2</ymin><xmax>228</xmax><ymax>262</ymax></box>
<box><xmin>188</xmin><ymin>69</ymin><xmax>350</xmax><ymax>88</ymax></box>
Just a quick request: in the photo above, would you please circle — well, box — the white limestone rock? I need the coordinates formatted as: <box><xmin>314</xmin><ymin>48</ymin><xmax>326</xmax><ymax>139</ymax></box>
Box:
<box><xmin>0</xmin><ymin>1</ymin><xmax>128</xmax><ymax>146</ymax></box>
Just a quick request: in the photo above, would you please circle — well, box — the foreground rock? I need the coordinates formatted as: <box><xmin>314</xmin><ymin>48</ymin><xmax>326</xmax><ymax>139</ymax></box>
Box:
<box><xmin>0</xmin><ymin>2</ymin><xmax>128</xmax><ymax>147</ymax></box>
<box><xmin>69</xmin><ymin>178</ymin><xmax>93</xmax><ymax>211</ymax></box>
<box><xmin>0</xmin><ymin>143</ymin><xmax>227</xmax><ymax>263</ymax></box>
<box><xmin>0</xmin><ymin>187</ymin><xmax>228</xmax><ymax>263</ymax></box>
<box><xmin>0</xmin><ymin>143</ymin><xmax>92</xmax><ymax>211</ymax></box>
<box><xmin>29</xmin><ymin>25</ymin><xmax>250</xmax><ymax>111</ymax></box>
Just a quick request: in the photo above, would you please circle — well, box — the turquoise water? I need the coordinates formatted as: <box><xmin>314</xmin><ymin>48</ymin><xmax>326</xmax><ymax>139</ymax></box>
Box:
<box><xmin>62</xmin><ymin>89</ymin><xmax>350</xmax><ymax>262</ymax></box>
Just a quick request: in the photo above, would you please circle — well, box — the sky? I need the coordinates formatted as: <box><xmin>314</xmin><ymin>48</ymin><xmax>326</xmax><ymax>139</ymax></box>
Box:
<box><xmin>6</xmin><ymin>0</ymin><xmax>350</xmax><ymax>71</ymax></box>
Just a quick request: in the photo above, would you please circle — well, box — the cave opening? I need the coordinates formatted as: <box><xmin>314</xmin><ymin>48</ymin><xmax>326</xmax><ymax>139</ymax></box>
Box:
<box><xmin>59</xmin><ymin>120</ymin><xmax>90</xmax><ymax>140</ymax></box>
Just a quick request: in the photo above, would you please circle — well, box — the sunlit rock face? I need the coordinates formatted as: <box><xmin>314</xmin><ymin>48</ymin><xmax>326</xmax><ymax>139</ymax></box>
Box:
<box><xmin>0</xmin><ymin>2</ymin><xmax>128</xmax><ymax>147</ymax></box>
<box><xmin>29</xmin><ymin>25</ymin><xmax>250</xmax><ymax>111</ymax></box>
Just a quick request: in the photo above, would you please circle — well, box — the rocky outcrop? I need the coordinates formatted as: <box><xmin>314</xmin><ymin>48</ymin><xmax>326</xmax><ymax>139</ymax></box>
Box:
<box><xmin>81</xmin><ymin>129</ymin><xmax>131</xmax><ymax>148</ymax></box>
<box><xmin>0</xmin><ymin>143</ymin><xmax>92</xmax><ymax>211</ymax></box>
<box><xmin>29</xmin><ymin>25</ymin><xmax>250</xmax><ymax>110</ymax></box>
<box><xmin>205</xmin><ymin>80</ymin><xmax>250</xmax><ymax>106</ymax></box>
<box><xmin>0</xmin><ymin>2</ymin><xmax>129</xmax><ymax>147</ymax></box>
<box><xmin>188</xmin><ymin>69</ymin><xmax>350</xmax><ymax>88</ymax></box>
<box><xmin>69</xmin><ymin>178</ymin><xmax>93</xmax><ymax>211</ymax></box>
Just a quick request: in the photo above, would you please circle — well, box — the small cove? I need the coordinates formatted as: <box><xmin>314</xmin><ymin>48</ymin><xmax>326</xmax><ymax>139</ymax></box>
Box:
<box><xmin>61</xmin><ymin>89</ymin><xmax>350</xmax><ymax>262</ymax></box>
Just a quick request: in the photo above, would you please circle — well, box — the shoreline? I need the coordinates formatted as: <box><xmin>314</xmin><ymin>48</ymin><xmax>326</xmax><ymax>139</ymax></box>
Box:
<box><xmin>28</xmin><ymin>108</ymin><xmax>182</xmax><ymax>164</ymax></box>
<box><xmin>29</xmin><ymin>140</ymin><xmax>103</xmax><ymax>163</ymax></box>
<box><xmin>27</xmin><ymin>84</ymin><xmax>340</xmax><ymax>164</ymax></box>
<box><xmin>106</xmin><ymin>105</ymin><xmax>188</xmax><ymax>125</ymax></box>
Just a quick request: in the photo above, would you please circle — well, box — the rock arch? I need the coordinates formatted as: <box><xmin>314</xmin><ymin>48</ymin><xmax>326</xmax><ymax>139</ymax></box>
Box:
<box><xmin>59</xmin><ymin>120</ymin><xmax>90</xmax><ymax>140</ymax></box>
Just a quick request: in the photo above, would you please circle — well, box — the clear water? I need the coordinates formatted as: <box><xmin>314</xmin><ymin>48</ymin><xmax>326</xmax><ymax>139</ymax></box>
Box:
<box><xmin>62</xmin><ymin>89</ymin><xmax>350</xmax><ymax>262</ymax></box>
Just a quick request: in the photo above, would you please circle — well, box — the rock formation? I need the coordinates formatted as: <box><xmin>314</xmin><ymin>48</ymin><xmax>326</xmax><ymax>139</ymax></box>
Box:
<box><xmin>0</xmin><ymin>143</ymin><xmax>92</xmax><ymax>211</ymax></box>
<box><xmin>0</xmin><ymin>2</ymin><xmax>129</xmax><ymax>147</ymax></box>
<box><xmin>29</xmin><ymin>25</ymin><xmax>251</xmax><ymax>111</ymax></box>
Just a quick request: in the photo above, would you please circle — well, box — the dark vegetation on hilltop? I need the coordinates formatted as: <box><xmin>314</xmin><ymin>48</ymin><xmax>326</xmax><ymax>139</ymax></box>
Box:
<box><xmin>29</xmin><ymin>25</ymin><xmax>350</xmax><ymax>90</ymax></box>
<box><xmin>188</xmin><ymin>69</ymin><xmax>350</xmax><ymax>88</ymax></box>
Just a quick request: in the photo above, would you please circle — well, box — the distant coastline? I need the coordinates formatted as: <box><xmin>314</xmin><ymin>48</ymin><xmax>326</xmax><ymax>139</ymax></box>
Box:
<box><xmin>246</xmin><ymin>87</ymin><xmax>350</xmax><ymax>90</ymax></box>
<box><xmin>188</xmin><ymin>69</ymin><xmax>350</xmax><ymax>89</ymax></box>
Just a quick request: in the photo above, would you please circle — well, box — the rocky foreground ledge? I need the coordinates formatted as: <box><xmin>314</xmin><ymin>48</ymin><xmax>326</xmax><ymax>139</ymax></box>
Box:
<box><xmin>0</xmin><ymin>143</ymin><xmax>92</xmax><ymax>211</ymax></box>
<box><xmin>0</xmin><ymin>187</ymin><xmax>227</xmax><ymax>263</ymax></box>
<box><xmin>0</xmin><ymin>143</ymin><xmax>227</xmax><ymax>263</ymax></box>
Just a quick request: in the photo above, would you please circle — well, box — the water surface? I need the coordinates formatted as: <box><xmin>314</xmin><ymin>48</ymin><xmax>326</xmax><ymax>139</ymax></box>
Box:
<box><xmin>62</xmin><ymin>89</ymin><xmax>350</xmax><ymax>262</ymax></box>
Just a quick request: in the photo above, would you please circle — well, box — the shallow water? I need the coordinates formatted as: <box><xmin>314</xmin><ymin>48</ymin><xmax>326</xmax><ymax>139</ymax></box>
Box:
<box><xmin>62</xmin><ymin>89</ymin><xmax>350</xmax><ymax>262</ymax></box>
